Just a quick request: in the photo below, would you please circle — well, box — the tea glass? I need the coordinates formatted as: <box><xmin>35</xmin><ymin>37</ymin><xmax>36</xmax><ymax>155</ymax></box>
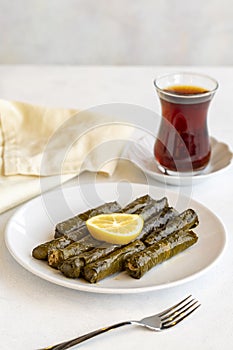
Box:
<box><xmin>154</xmin><ymin>72</ymin><xmax>218</xmax><ymax>175</ymax></box>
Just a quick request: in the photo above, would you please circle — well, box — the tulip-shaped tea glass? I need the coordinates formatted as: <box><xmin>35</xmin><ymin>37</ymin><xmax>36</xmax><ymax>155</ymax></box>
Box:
<box><xmin>154</xmin><ymin>72</ymin><xmax>218</xmax><ymax>175</ymax></box>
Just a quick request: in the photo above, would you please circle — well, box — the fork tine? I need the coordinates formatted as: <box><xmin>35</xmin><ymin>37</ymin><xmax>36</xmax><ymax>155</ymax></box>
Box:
<box><xmin>160</xmin><ymin>297</ymin><xmax>197</xmax><ymax>321</ymax></box>
<box><xmin>161</xmin><ymin>299</ymin><xmax>201</xmax><ymax>329</ymax></box>
<box><xmin>157</xmin><ymin>295</ymin><xmax>192</xmax><ymax>317</ymax></box>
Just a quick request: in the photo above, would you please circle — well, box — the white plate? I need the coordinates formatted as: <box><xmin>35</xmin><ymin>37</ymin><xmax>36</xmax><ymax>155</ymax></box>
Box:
<box><xmin>5</xmin><ymin>183</ymin><xmax>226</xmax><ymax>294</ymax></box>
<box><xmin>126</xmin><ymin>135</ymin><xmax>233</xmax><ymax>186</ymax></box>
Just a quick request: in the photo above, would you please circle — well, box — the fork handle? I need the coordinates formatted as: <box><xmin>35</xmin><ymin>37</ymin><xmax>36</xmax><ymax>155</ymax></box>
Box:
<box><xmin>41</xmin><ymin>321</ymin><xmax>132</xmax><ymax>350</ymax></box>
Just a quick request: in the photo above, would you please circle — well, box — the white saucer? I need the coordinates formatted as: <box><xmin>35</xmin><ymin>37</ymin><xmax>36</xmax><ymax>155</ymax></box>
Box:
<box><xmin>126</xmin><ymin>135</ymin><xmax>233</xmax><ymax>186</ymax></box>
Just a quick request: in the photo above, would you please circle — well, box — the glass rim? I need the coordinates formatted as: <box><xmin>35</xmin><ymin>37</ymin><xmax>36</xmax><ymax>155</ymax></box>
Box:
<box><xmin>154</xmin><ymin>71</ymin><xmax>219</xmax><ymax>99</ymax></box>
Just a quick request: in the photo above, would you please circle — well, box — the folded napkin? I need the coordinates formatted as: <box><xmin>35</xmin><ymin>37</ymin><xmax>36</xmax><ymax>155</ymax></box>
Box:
<box><xmin>0</xmin><ymin>99</ymin><xmax>134</xmax><ymax>214</ymax></box>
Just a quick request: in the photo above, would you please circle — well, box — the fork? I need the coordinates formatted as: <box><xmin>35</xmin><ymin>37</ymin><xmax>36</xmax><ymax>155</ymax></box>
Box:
<box><xmin>38</xmin><ymin>295</ymin><xmax>200</xmax><ymax>350</ymax></box>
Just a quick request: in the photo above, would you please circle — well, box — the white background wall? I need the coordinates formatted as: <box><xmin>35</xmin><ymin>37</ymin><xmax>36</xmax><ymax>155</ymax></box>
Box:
<box><xmin>0</xmin><ymin>0</ymin><xmax>233</xmax><ymax>65</ymax></box>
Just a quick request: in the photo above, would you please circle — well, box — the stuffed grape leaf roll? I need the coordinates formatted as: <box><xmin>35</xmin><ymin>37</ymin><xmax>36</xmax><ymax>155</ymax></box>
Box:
<box><xmin>83</xmin><ymin>240</ymin><xmax>145</xmax><ymax>283</ymax></box>
<box><xmin>59</xmin><ymin>243</ymin><xmax>120</xmax><ymax>278</ymax></box>
<box><xmin>55</xmin><ymin>201</ymin><xmax>122</xmax><ymax>238</ymax></box>
<box><xmin>32</xmin><ymin>236</ymin><xmax>75</xmax><ymax>260</ymax></box>
<box><xmin>125</xmin><ymin>230</ymin><xmax>198</xmax><ymax>279</ymax></box>
<box><xmin>48</xmin><ymin>235</ymin><xmax>101</xmax><ymax>268</ymax></box>
<box><xmin>144</xmin><ymin>209</ymin><xmax>198</xmax><ymax>245</ymax></box>
<box><xmin>137</xmin><ymin>207</ymin><xmax>178</xmax><ymax>241</ymax></box>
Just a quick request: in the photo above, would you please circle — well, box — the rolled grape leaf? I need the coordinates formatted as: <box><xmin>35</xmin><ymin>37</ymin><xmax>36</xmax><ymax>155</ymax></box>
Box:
<box><xmin>144</xmin><ymin>209</ymin><xmax>199</xmax><ymax>245</ymax></box>
<box><xmin>61</xmin><ymin>226</ymin><xmax>89</xmax><ymax>241</ymax></box>
<box><xmin>58</xmin><ymin>256</ymin><xmax>85</xmax><ymax>279</ymax></box>
<box><xmin>125</xmin><ymin>230</ymin><xmax>198</xmax><ymax>279</ymax></box>
<box><xmin>121</xmin><ymin>194</ymin><xmax>154</xmax><ymax>214</ymax></box>
<box><xmin>59</xmin><ymin>243</ymin><xmax>120</xmax><ymax>278</ymax></box>
<box><xmin>135</xmin><ymin>197</ymin><xmax>169</xmax><ymax>222</ymax></box>
<box><xmin>137</xmin><ymin>207</ymin><xmax>178</xmax><ymax>241</ymax></box>
<box><xmin>83</xmin><ymin>240</ymin><xmax>145</xmax><ymax>283</ymax></box>
<box><xmin>55</xmin><ymin>201</ymin><xmax>122</xmax><ymax>238</ymax></box>
<box><xmin>48</xmin><ymin>235</ymin><xmax>101</xmax><ymax>268</ymax></box>
<box><xmin>32</xmin><ymin>236</ymin><xmax>75</xmax><ymax>260</ymax></box>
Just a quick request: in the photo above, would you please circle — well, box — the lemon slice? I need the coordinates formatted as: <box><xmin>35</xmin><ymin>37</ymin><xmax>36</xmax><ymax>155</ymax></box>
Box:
<box><xmin>86</xmin><ymin>213</ymin><xmax>144</xmax><ymax>245</ymax></box>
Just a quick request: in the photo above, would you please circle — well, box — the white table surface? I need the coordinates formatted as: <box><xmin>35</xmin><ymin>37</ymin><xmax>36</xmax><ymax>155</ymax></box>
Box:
<box><xmin>0</xmin><ymin>65</ymin><xmax>233</xmax><ymax>350</ymax></box>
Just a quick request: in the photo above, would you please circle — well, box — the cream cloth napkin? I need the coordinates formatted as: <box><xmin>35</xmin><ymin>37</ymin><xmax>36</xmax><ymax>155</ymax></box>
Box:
<box><xmin>0</xmin><ymin>99</ymin><xmax>133</xmax><ymax>214</ymax></box>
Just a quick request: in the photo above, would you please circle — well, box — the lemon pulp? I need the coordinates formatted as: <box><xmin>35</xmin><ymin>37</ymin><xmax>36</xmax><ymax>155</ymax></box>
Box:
<box><xmin>86</xmin><ymin>213</ymin><xmax>144</xmax><ymax>245</ymax></box>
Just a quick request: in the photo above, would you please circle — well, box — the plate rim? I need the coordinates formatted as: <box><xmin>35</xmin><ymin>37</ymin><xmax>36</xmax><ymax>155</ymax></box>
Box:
<box><xmin>5</xmin><ymin>182</ymin><xmax>227</xmax><ymax>294</ymax></box>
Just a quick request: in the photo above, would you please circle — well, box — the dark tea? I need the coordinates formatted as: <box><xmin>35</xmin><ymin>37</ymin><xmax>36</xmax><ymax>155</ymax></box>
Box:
<box><xmin>154</xmin><ymin>85</ymin><xmax>211</xmax><ymax>172</ymax></box>
<box><xmin>164</xmin><ymin>85</ymin><xmax>209</xmax><ymax>95</ymax></box>
<box><xmin>154</xmin><ymin>74</ymin><xmax>218</xmax><ymax>175</ymax></box>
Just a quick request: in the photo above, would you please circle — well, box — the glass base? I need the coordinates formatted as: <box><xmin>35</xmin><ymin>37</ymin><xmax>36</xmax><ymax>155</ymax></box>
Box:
<box><xmin>156</xmin><ymin>162</ymin><xmax>208</xmax><ymax>177</ymax></box>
